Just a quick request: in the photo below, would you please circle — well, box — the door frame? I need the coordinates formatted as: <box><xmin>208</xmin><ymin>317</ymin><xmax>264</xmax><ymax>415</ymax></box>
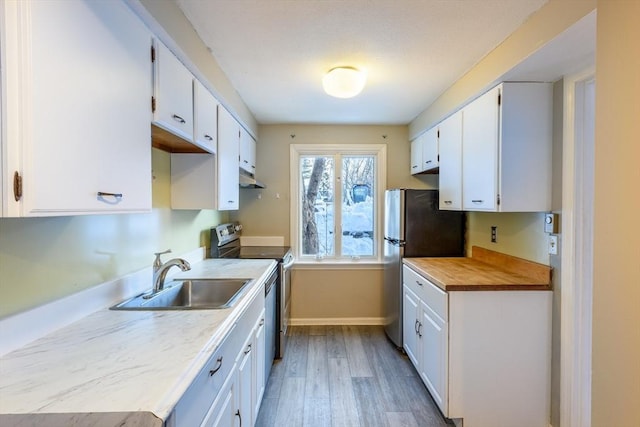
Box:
<box><xmin>560</xmin><ymin>67</ymin><xmax>595</xmax><ymax>427</ymax></box>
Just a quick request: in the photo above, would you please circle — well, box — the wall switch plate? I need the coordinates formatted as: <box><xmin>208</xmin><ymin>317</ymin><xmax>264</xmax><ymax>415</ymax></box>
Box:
<box><xmin>549</xmin><ymin>235</ymin><xmax>558</xmax><ymax>255</ymax></box>
<box><xmin>545</xmin><ymin>213</ymin><xmax>559</xmax><ymax>234</ymax></box>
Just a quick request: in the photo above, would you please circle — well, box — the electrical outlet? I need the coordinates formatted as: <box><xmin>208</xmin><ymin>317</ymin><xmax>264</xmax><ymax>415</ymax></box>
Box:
<box><xmin>549</xmin><ymin>235</ymin><xmax>558</xmax><ymax>255</ymax></box>
<box><xmin>491</xmin><ymin>226</ymin><xmax>497</xmax><ymax>243</ymax></box>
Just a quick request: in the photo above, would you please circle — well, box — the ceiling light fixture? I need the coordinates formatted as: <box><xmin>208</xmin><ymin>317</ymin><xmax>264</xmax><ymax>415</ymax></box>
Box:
<box><xmin>322</xmin><ymin>66</ymin><xmax>367</xmax><ymax>99</ymax></box>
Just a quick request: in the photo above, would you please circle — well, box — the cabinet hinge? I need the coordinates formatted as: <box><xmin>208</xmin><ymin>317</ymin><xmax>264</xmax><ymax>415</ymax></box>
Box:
<box><xmin>437</xmin><ymin>130</ymin><xmax>440</xmax><ymax>138</ymax></box>
<box><xmin>151</xmin><ymin>96</ymin><xmax>156</xmax><ymax>113</ymax></box>
<box><xmin>498</xmin><ymin>93</ymin><xmax>501</xmax><ymax>106</ymax></box>
<box><xmin>497</xmin><ymin>194</ymin><xmax>501</xmax><ymax>205</ymax></box>
<box><xmin>151</xmin><ymin>45</ymin><xmax>155</xmax><ymax>63</ymax></box>
<box><xmin>437</xmin><ymin>154</ymin><xmax>440</xmax><ymax>162</ymax></box>
<box><xmin>13</xmin><ymin>171</ymin><xmax>22</xmax><ymax>201</ymax></box>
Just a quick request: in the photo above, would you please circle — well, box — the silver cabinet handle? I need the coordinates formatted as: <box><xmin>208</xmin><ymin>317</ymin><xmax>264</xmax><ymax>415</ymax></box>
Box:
<box><xmin>425</xmin><ymin>160</ymin><xmax>432</xmax><ymax>164</ymax></box>
<box><xmin>259</xmin><ymin>318</ymin><xmax>265</xmax><ymax>326</ymax></box>
<box><xmin>472</xmin><ymin>199</ymin><xmax>483</xmax><ymax>203</ymax></box>
<box><xmin>444</xmin><ymin>200</ymin><xmax>453</xmax><ymax>205</ymax></box>
<box><xmin>209</xmin><ymin>356</ymin><xmax>223</xmax><ymax>376</ymax></box>
<box><xmin>172</xmin><ymin>114</ymin><xmax>186</xmax><ymax>124</ymax></box>
<box><xmin>416</xmin><ymin>280</ymin><xmax>423</xmax><ymax>286</ymax></box>
<box><xmin>243</xmin><ymin>160</ymin><xmax>249</xmax><ymax>164</ymax></box>
<box><xmin>204</xmin><ymin>134</ymin><xmax>213</xmax><ymax>141</ymax></box>
<box><xmin>411</xmin><ymin>165</ymin><xmax>418</xmax><ymax>169</ymax></box>
<box><xmin>418</xmin><ymin>322</ymin><xmax>423</xmax><ymax>338</ymax></box>
<box><xmin>415</xmin><ymin>319</ymin><xmax>419</xmax><ymax>334</ymax></box>
<box><xmin>235</xmin><ymin>410</ymin><xmax>242</xmax><ymax>427</ymax></box>
<box><xmin>244</xmin><ymin>344</ymin><xmax>252</xmax><ymax>355</ymax></box>
<box><xmin>97</xmin><ymin>191</ymin><xmax>123</xmax><ymax>200</ymax></box>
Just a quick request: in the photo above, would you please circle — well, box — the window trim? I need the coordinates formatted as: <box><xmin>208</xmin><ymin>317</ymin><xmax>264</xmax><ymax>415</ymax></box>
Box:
<box><xmin>290</xmin><ymin>143</ymin><xmax>387</xmax><ymax>264</ymax></box>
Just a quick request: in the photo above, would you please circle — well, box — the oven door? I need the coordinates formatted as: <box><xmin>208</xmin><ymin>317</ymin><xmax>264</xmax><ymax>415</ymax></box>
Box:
<box><xmin>278</xmin><ymin>255</ymin><xmax>294</xmax><ymax>358</ymax></box>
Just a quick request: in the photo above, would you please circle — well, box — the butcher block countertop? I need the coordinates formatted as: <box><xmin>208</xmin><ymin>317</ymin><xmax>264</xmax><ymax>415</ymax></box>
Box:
<box><xmin>403</xmin><ymin>246</ymin><xmax>552</xmax><ymax>291</ymax></box>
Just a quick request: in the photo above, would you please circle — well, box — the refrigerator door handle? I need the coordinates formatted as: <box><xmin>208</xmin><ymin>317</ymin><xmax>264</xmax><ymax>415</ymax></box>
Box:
<box><xmin>384</xmin><ymin>237</ymin><xmax>405</xmax><ymax>246</ymax></box>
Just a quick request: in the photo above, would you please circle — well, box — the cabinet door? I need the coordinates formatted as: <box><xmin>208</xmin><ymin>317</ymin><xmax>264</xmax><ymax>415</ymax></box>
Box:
<box><xmin>2</xmin><ymin>0</ymin><xmax>151</xmax><ymax>216</ymax></box>
<box><xmin>422</xmin><ymin>127</ymin><xmax>439</xmax><ymax>171</ymax></box>
<box><xmin>420</xmin><ymin>302</ymin><xmax>449</xmax><ymax>416</ymax></box>
<box><xmin>193</xmin><ymin>80</ymin><xmax>218</xmax><ymax>154</ymax></box>
<box><xmin>201</xmin><ymin>366</ymin><xmax>237</xmax><ymax>427</ymax></box>
<box><xmin>153</xmin><ymin>40</ymin><xmax>194</xmax><ymax>142</ymax></box>
<box><xmin>236</xmin><ymin>337</ymin><xmax>254</xmax><ymax>427</ymax></box>
<box><xmin>462</xmin><ymin>85</ymin><xmax>500</xmax><ymax>211</ymax></box>
<box><xmin>410</xmin><ymin>137</ymin><xmax>422</xmax><ymax>174</ymax></box>
<box><xmin>438</xmin><ymin>111</ymin><xmax>463</xmax><ymax>210</ymax></box>
<box><xmin>239</xmin><ymin>129</ymin><xmax>256</xmax><ymax>175</ymax></box>
<box><xmin>253</xmin><ymin>310</ymin><xmax>266</xmax><ymax>420</ymax></box>
<box><xmin>402</xmin><ymin>285</ymin><xmax>420</xmax><ymax>368</ymax></box>
<box><xmin>217</xmin><ymin>106</ymin><xmax>239</xmax><ymax>210</ymax></box>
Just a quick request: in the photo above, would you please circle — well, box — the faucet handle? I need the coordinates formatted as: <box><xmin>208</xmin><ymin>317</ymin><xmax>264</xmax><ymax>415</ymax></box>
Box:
<box><xmin>153</xmin><ymin>249</ymin><xmax>172</xmax><ymax>268</ymax></box>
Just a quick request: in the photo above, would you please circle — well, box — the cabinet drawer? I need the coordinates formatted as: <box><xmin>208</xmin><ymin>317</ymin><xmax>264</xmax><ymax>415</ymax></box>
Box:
<box><xmin>403</xmin><ymin>265</ymin><xmax>447</xmax><ymax>320</ymax></box>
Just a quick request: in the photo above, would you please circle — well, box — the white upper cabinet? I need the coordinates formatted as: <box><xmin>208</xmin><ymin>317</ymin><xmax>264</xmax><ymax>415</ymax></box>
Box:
<box><xmin>170</xmin><ymin>106</ymin><xmax>241</xmax><ymax>211</ymax></box>
<box><xmin>1</xmin><ymin>0</ymin><xmax>152</xmax><ymax>216</ymax></box>
<box><xmin>438</xmin><ymin>111</ymin><xmax>463</xmax><ymax>210</ymax></box>
<box><xmin>152</xmin><ymin>39</ymin><xmax>194</xmax><ymax>143</ymax></box>
<box><xmin>239</xmin><ymin>128</ymin><xmax>256</xmax><ymax>175</ymax></box>
<box><xmin>193</xmin><ymin>79</ymin><xmax>218</xmax><ymax>154</ymax></box>
<box><xmin>462</xmin><ymin>86</ymin><xmax>500</xmax><ymax>211</ymax></box>
<box><xmin>410</xmin><ymin>128</ymin><xmax>438</xmax><ymax>175</ymax></box>
<box><xmin>410</xmin><ymin>137</ymin><xmax>423</xmax><ymax>174</ymax></box>
<box><xmin>422</xmin><ymin>127</ymin><xmax>439</xmax><ymax>171</ymax></box>
<box><xmin>462</xmin><ymin>82</ymin><xmax>552</xmax><ymax>212</ymax></box>
<box><xmin>217</xmin><ymin>107</ymin><xmax>240</xmax><ymax>210</ymax></box>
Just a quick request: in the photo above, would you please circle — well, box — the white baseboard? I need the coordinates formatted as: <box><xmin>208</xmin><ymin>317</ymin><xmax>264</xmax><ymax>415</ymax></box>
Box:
<box><xmin>290</xmin><ymin>317</ymin><xmax>385</xmax><ymax>326</ymax></box>
<box><xmin>0</xmin><ymin>247</ymin><xmax>205</xmax><ymax>356</ymax></box>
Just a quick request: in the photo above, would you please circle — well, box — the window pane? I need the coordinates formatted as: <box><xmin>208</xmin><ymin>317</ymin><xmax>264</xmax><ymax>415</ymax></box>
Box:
<box><xmin>300</xmin><ymin>156</ymin><xmax>334</xmax><ymax>257</ymax></box>
<box><xmin>341</xmin><ymin>156</ymin><xmax>375</xmax><ymax>257</ymax></box>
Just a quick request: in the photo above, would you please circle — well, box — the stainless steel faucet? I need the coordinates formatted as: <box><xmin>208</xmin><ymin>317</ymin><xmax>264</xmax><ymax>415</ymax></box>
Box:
<box><xmin>148</xmin><ymin>250</ymin><xmax>191</xmax><ymax>296</ymax></box>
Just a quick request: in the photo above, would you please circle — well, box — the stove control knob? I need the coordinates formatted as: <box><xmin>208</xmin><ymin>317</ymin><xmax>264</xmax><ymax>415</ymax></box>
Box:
<box><xmin>220</xmin><ymin>229</ymin><xmax>228</xmax><ymax>236</ymax></box>
<box><xmin>234</xmin><ymin>224</ymin><xmax>243</xmax><ymax>232</ymax></box>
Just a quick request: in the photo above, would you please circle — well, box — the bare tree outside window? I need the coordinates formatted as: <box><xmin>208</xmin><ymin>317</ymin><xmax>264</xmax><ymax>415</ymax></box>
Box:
<box><xmin>301</xmin><ymin>156</ymin><xmax>329</xmax><ymax>255</ymax></box>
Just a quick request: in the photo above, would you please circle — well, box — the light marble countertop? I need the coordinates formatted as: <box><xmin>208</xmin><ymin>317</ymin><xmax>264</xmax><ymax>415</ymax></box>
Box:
<box><xmin>0</xmin><ymin>258</ymin><xmax>276</xmax><ymax>426</ymax></box>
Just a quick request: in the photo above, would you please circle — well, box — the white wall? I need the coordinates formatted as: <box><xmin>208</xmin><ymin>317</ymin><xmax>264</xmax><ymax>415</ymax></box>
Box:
<box><xmin>591</xmin><ymin>1</ymin><xmax>640</xmax><ymax>424</ymax></box>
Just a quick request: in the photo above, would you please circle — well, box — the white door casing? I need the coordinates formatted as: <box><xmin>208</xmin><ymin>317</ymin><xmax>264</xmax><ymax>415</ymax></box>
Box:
<box><xmin>560</xmin><ymin>67</ymin><xmax>595</xmax><ymax>427</ymax></box>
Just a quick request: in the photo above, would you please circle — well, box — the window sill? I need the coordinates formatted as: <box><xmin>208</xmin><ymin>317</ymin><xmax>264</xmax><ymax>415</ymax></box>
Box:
<box><xmin>292</xmin><ymin>260</ymin><xmax>384</xmax><ymax>270</ymax></box>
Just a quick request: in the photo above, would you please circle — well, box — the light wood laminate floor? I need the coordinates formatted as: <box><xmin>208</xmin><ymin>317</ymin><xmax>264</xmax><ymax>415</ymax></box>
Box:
<box><xmin>256</xmin><ymin>325</ymin><xmax>453</xmax><ymax>427</ymax></box>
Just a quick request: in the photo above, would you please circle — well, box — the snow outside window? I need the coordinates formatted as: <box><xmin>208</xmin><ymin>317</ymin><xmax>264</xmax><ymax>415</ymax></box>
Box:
<box><xmin>290</xmin><ymin>144</ymin><xmax>387</xmax><ymax>263</ymax></box>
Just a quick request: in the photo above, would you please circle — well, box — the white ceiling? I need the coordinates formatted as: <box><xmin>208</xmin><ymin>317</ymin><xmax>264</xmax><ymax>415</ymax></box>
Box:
<box><xmin>177</xmin><ymin>0</ymin><xmax>550</xmax><ymax>125</ymax></box>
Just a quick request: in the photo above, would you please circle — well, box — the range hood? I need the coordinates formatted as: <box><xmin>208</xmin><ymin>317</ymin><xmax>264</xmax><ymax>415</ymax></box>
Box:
<box><xmin>239</xmin><ymin>171</ymin><xmax>266</xmax><ymax>189</ymax></box>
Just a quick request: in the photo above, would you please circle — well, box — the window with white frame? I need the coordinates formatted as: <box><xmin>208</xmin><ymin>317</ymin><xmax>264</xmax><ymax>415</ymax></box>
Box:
<box><xmin>290</xmin><ymin>144</ymin><xmax>386</xmax><ymax>262</ymax></box>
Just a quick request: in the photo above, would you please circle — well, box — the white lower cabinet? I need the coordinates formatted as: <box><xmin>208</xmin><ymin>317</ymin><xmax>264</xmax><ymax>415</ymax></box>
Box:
<box><xmin>402</xmin><ymin>265</ymin><xmax>551</xmax><ymax>427</ymax></box>
<box><xmin>419</xmin><ymin>300</ymin><xmax>448</xmax><ymax>413</ymax></box>
<box><xmin>168</xmin><ymin>281</ymin><xmax>267</xmax><ymax>427</ymax></box>
<box><xmin>235</xmin><ymin>308</ymin><xmax>266</xmax><ymax>427</ymax></box>
<box><xmin>201</xmin><ymin>364</ymin><xmax>238</xmax><ymax>427</ymax></box>
<box><xmin>403</xmin><ymin>268</ymin><xmax>449</xmax><ymax>415</ymax></box>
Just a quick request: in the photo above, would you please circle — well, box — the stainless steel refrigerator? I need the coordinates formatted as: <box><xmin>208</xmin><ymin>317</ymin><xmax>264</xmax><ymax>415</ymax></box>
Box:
<box><xmin>383</xmin><ymin>189</ymin><xmax>465</xmax><ymax>347</ymax></box>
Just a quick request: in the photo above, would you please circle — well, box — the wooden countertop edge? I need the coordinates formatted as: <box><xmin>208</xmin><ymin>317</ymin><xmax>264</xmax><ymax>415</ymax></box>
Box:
<box><xmin>443</xmin><ymin>283</ymin><xmax>552</xmax><ymax>291</ymax></box>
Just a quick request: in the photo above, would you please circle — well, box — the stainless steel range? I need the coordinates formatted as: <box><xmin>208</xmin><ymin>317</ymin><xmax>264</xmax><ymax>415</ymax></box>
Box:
<box><xmin>210</xmin><ymin>223</ymin><xmax>294</xmax><ymax>366</ymax></box>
